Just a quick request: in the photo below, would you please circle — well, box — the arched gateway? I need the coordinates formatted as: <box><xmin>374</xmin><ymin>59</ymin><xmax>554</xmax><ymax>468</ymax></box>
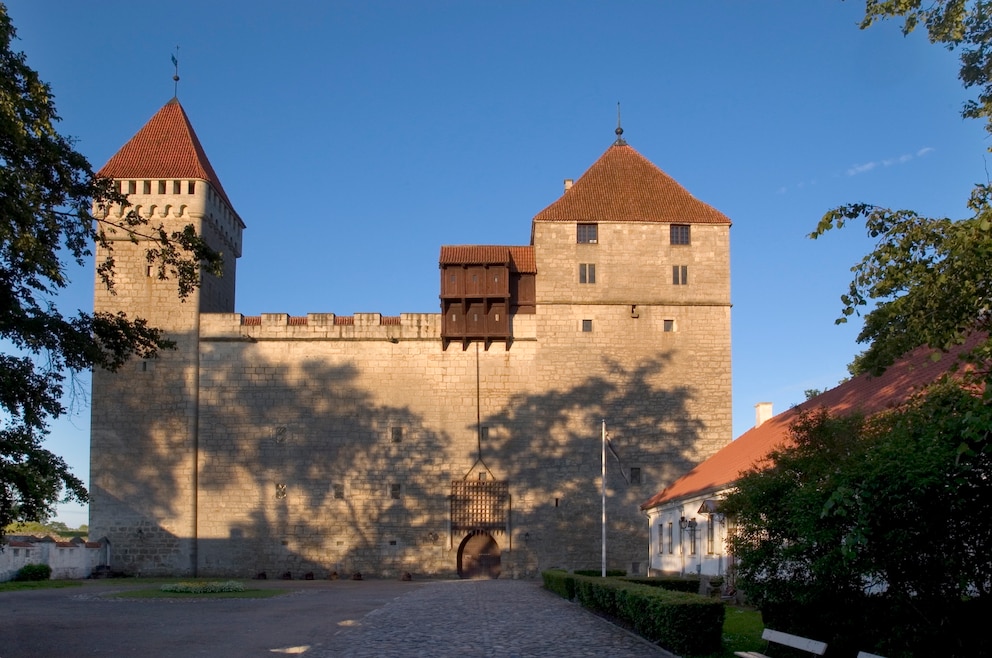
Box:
<box><xmin>457</xmin><ymin>532</ymin><xmax>501</xmax><ymax>579</ymax></box>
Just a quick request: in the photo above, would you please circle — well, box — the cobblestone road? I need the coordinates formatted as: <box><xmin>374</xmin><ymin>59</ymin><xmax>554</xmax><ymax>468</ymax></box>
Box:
<box><xmin>1</xmin><ymin>578</ymin><xmax>673</xmax><ymax>657</ymax></box>
<box><xmin>314</xmin><ymin>579</ymin><xmax>672</xmax><ymax>657</ymax></box>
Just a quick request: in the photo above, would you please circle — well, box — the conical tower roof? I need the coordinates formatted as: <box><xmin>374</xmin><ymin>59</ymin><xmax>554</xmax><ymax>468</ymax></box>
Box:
<box><xmin>533</xmin><ymin>142</ymin><xmax>730</xmax><ymax>225</ymax></box>
<box><xmin>97</xmin><ymin>98</ymin><xmax>238</xmax><ymax>213</ymax></box>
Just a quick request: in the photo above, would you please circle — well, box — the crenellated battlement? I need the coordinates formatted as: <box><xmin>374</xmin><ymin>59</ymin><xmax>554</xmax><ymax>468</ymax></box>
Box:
<box><xmin>200</xmin><ymin>312</ymin><xmax>443</xmax><ymax>341</ymax></box>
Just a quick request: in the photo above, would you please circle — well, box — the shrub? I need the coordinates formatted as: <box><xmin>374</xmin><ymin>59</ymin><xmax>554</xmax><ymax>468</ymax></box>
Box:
<box><xmin>14</xmin><ymin>563</ymin><xmax>52</xmax><ymax>581</ymax></box>
<box><xmin>622</xmin><ymin>576</ymin><xmax>707</xmax><ymax>593</ymax></box>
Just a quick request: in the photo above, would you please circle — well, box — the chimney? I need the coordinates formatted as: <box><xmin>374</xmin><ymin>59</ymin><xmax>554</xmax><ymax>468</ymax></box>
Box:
<box><xmin>563</xmin><ymin>178</ymin><xmax>574</xmax><ymax>192</ymax></box>
<box><xmin>755</xmin><ymin>402</ymin><xmax>773</xmax><ymax>428</ymax></box>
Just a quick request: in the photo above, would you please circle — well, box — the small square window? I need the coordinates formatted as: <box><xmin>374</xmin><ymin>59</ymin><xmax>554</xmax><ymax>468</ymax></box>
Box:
<box><xmin>672</xmin><ymin>265</ymin><xmax>688</xmax><ymax>285</ymax></box>
<box><xmin>390</xmin><ymin>483</ymin><xmax>401</xmax><ymax>499</ymax></box>
<box><xmin>582</xmin><ymin>319</ymin><xmax>593</xmax><ymax>332</ymax></box>
<box><xmin>577</xmin><ymin>223</ymin><xmax>598</xmax><ymax>244</ymax></box>
<box><xmin>579</xmin><ymin>263</ymin><xmax>596</xmax><ymax>284</ymax></box>
<box><xmin>478</xmin><ymin>472</ymin><xmax>487</xmax><ymax>481</ymax></box>
<box><xmin>333</xmin><ymin>484</ymin><xmax>344</xmax><ymax>499</ymax></box>
<box><xmin>670</xmin><ymin>224</ymin><xmax>691</xmax><ymax>245</ymax></box>
<box><xmin>663</xmin><ymin>319</ymin><xmax>675</xmax><ymax>332</ymax></box>
<box><xmin>391</xmin><ymin>426</ymin><xmax>403</xmax><ymax>443</ymax></box>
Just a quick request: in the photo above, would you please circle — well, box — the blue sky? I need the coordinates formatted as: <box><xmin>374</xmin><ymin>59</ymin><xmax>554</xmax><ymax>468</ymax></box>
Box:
<box><xmin>5</xmin><ymin>1</ymin><xmax>986</xmax><ymax>527</ymax></box>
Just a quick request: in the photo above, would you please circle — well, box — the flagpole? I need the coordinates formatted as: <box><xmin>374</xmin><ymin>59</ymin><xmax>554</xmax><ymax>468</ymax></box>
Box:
<box><xmin>602</xmin><ymin>419</ymin><xmax>606</xmax><ymax>578</ymax></box>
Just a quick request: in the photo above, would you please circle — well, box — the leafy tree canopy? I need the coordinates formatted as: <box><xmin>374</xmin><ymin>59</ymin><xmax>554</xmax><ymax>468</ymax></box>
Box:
<box><xmin>0</xmin><ymin>4</ymin><xmax>220</xmax><ymax>539</ymax></box>
<box><xmin>723</xmin><ymin>382</ymin><xmax>992</xmax><ymax>655</ymax></box>
<box><xmin>812</xmin><ymin>1</ymin><xmax>992</xmax><ymax>381</ymax></box>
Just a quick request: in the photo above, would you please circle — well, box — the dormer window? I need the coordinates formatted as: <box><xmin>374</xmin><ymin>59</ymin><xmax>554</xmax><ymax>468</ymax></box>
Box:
<box><xmin>577</xmin><ymin>223</ymin><xmax>598</xmax><ymax>244</ymax></box>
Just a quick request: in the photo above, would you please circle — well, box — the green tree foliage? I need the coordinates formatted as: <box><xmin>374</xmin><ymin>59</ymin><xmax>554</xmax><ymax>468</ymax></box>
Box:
<box><xmin>723</xmin><ymin>382</ymin><xmax>992</xmax><ymax>656</ymax></box>
<box><xmin>0</xmin><ymin>4</ymin><xmax>221</xmax><ymax>538</ymax></box>
<box><xmin>812</xmin><ymin>1</ymin><xmax>992</xmax><ymax>380</ymax></box>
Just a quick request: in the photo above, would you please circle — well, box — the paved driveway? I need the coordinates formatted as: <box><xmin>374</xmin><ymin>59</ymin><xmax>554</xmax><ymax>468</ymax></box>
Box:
<box><xmin>2</xmin><ymin>579</ymin><xmax>671</xmax><ymax>657</ymax></box>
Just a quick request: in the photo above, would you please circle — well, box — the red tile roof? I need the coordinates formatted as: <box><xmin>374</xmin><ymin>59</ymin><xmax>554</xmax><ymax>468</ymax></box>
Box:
<box><xmin>641</xmin><ymin>336</ymin><xmax>984</xmax><ymax>510</ymax></box>
<box><xmin>533</xmin><ymin>143</ymin><xmax>730</xmax><ymax>225</ymax></box>
<box><xmin>439</xmin><ymin>245</ymin><xmax>537</xmax><ymax>273</ymax></box>
<box><xmin>97</xmin><ymin>98</ymin><xmax>239</xmax><ymax>214</ymax></box>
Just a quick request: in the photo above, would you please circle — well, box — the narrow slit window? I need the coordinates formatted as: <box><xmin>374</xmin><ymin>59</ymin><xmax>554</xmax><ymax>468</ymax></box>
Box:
<box><xmin>173</xmin><ymin>180</ymin><xmax>181</xmax><ymax>194</ymax></box>
<box><xmin>142</xmin><ymin>180</ymin><xmax>151</xmax><ymax>194</ymax></box>
<box><xmin>391</xmin><ymin>426</ymin><xmax>403</xmax><ymax>443</ymax></box>
<box><xmin>187</xmin><ymin>181</ymin><xmax>196</xmax><ymax>194</ymax></box>
<box><xmin>158</xmin><ymin>180</ymin><xmax>166</xmax><ymax>194</ymax></box>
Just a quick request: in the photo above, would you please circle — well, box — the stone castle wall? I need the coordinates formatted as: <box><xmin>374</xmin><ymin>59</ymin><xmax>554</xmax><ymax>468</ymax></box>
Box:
<box><xmin>90</xmin><ymin>173</ymin><xmax>732</xmax><ymax>579</ymax></box>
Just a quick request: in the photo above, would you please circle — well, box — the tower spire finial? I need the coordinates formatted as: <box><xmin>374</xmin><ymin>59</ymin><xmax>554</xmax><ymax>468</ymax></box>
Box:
<box><xmin>171</xmin><ymin>46</ymin><xmax>180</xmax><ymax>98</ymax></box>
<box><xmin>614</xmin><ymin>102</ymin><xmax>627</xmax><ymax>146</ymax></box>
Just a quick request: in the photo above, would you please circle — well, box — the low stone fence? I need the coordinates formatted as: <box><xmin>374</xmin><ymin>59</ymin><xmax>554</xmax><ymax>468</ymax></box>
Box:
<box><xmin>1</xmin><ymin>536</ymin><xmax>108</xmax><ymax>581</ymax></box>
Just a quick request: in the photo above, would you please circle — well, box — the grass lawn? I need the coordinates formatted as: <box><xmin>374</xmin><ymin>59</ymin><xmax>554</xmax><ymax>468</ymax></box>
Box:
<box><xmin>687</xmin><ymin>605</ymin><xmax>764</xmax><ymax>658</ymax></box>
<box><xmin>0</xmin><ymin>580</ymin><xmax>82</xmax><ymax>592</ymax></box>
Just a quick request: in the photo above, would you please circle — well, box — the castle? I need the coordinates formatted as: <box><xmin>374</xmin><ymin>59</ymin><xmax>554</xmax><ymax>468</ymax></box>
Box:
<box><xmin>89</xmin><ymin>98</ymin><xmax>732</xmax><ymax>579</ymax></box>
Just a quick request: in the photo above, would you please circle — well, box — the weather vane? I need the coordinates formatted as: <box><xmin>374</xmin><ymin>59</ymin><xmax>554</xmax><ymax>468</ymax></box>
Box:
<box><xmin>614</xmin><ymin>102</ymin><xmax>627</xmax><ymax>145</ymax></box>
<box><xmin>171</xmin><ymin>46</ymin><xmax>180</xmax><ymax>97</ymax></box>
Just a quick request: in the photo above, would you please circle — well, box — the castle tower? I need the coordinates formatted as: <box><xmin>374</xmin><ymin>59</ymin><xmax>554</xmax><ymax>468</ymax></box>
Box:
<box><xmin>89</xmin><ymin>98</ymin><xmax>243</xmax><ymax>575</ymax></box>
<box><xmin>523</xmin><ymin>136</ymin><xmax>733</xmax><ymax>569</ymax></box>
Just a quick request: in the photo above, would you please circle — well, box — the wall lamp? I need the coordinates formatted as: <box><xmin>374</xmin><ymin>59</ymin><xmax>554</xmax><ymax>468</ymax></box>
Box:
<box><xmin>679</xmin><ymin>516</ymin><xmax>697</xmax><ymax>534</ymax></box>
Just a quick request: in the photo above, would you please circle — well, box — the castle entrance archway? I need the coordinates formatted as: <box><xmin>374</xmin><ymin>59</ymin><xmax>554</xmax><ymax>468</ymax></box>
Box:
<box><xmin>457</xmin><ymin>532</ymin><xmax>501</xmax><ymax>579</ymax></box>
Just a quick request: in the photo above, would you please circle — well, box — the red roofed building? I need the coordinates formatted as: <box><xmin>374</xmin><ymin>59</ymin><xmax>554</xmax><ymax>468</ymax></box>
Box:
<box><xmin>640</xmin><ymin>337</ymin><xmax>981</xmax><ymax>578</ymax></box>
<box><xmin>90</xmin><ymin>105</ymin><xmax>733</xmax><ymax>579</ymax></box>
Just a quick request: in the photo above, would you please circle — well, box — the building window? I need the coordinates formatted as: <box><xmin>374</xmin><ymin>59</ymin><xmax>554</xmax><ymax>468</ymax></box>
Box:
<box><xmin>673</xmin><ymin>265</ymin><xmax>688</xmax><ymax>285</ymax></box>
<box><xmin>142</xmin><ymin>180</ymin><xmax>151</xmax><ymax>194</ymax></box>
<box><xmin>390</xmin><ymin>483</ymin><xmax>401</xmax><ymax>500</ymax></box>
<box><xmin>12</xmin><ymin>548</ymin><xmax>18</xmax><ymax>557</ymax></box>
<box><xmin>579</xmin><ymin>263</ymin><xmax>596</xmax><ymax>284</ymax></box>
<box><xmin>631</xmin><ymin>561</ymin><xmax>640</xmax><ymax>574</ymax></box>
<box><xmin>670</xmin><ymin>224</ymin><xmax>691</xmax><ymax>245</ymax></box>
<box><xmin>707</xmin><ymin>516</ymin><xmax>716</xmax><ymax>554</ymax></box>
<box><xmin>333</xmin><ymin>484</ymin><xmax>344</xmax><ymax>500</ymax></box>
<box><xmin>187</xmin><ymin>180</ymin><xmax>196</xmax><ymax>194</ymax></box>
<box><xmin>689</xmin><ymin>528</ymin><xmax>697</xmax><ymax>555</ymax></box>
<box><xmin>158</xmin><ymin>180</ymin><xmax>166</xmax><ymax>194</ymax></box>
<box><xmin>582</xmin><ymin>319</ymin><xmax>593</xmax><ymax>332</ymax></box>
<box><xmin>663</xmin><ymin>319</ymin><xmax>675</xmax><ymax>332</ymax></box>
<box><xmin>667</xmin><ymin>522</ymin><xmax>674</xmax><ymax>554</ymax></box>
<box><xmin>391</xmin><ymin>426</ymin><xmax>403</xmax><ymax>443</ymax></box>
<box><xmin>127</xmin><ymin>180</ymin><xmax>136</xmax><ymax>194</ymax></box>
<box><xmin>173</xmin><ymin>180</ymin><xmax>181</xmax><ymax>194</ymax></box>
<box><xmin>275</xmin><ymin>483</ymin><xmax>287</xmax><ymax>499</ymax></box>
<box><xmin>577</xmin><ymin>223</ymin><xmax>598</xmax><ymax>244</ymax></box>
<box><xmin>630</xmin><ymin>467</ymin><xmax>641</xmax><ymax>485</ymax></box>
<box><xmin>480</xmin><ymin>426</ymin><xmax>490</xmax><ymax>441</ymax></box>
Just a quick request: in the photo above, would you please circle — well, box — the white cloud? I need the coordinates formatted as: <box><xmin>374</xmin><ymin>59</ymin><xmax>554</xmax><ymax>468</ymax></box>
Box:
<box><xmin>846</xmin><ymin>147</ymin><xmax>933</xmax><ymax>176</ymax></box>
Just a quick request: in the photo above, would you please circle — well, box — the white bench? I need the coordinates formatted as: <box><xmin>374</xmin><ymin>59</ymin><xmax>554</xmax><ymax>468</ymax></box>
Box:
<box><xmin>735</xmin><ymin>628</ymin><xmax>828</xmax><ymax>658</ymax></box>
<box><xmin>857</xmin><ymin>653</ymin><xmax>886</xmax><ymax>658</ymax></box>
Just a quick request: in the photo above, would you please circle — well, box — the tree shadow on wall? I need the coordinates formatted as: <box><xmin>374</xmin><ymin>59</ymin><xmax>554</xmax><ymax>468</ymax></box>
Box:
<box><xmin>479</xmin><ymin>353</ymin><xmax>706</xmax><ymax>574</ymax></box>
<box><xmin>195</xmin><ymin>350</ymin><xmax>454</xmax><ymax>578</ymax></box>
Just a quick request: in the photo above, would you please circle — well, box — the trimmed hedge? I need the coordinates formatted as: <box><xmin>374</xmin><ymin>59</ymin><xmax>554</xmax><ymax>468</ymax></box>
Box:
<box><xmin>542</xmin><ymin>570</ymin><xmax>724</xmax><ymax>656</ymax></box>
<box><xmin>622</xmin><ymin>575</ymin><xmax>723</xmax><ymax>594</ymax></box>
<box><xmin>573</xmin><ymin>569</ymin><xmax>627</xmax><ymax>577</ymax></box>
